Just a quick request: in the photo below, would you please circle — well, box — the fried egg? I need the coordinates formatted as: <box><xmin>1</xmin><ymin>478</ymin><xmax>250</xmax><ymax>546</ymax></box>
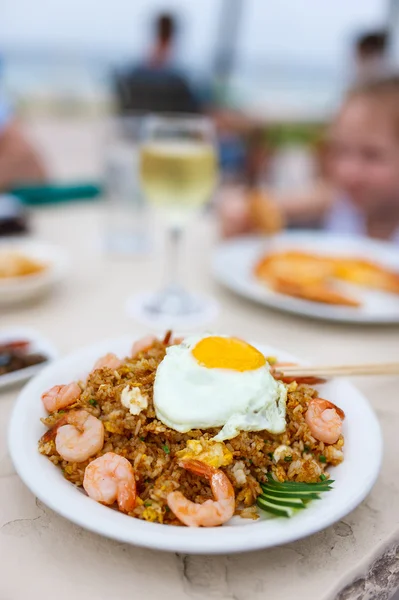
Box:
<box><xmin>153</xmin><ymin>335</ymin><xmax>287</xmax><ymax>440</ymax></box>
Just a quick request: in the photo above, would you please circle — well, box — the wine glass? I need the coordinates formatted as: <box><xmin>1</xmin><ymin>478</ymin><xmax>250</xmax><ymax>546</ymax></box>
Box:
<box><xmin>132</xmin><ymin>114</ymin><xmax>218</xmax><ymax>326</ymax></box>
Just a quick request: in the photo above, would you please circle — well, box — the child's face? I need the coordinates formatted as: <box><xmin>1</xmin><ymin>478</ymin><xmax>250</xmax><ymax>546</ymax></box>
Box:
<box><xmin>328</xmin><ymin>97</ymin><xmax>399</xmax><ymax>211</ymax></box>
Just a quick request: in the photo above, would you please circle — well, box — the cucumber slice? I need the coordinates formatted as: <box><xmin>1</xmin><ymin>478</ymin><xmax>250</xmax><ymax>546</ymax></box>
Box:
<box><xmin>258</xmin><ymin>493</ymin><xmax>306</xmax><ymax>509</ymax></box>
<box><xmin>262</xmin><ymin>482</ymin><xmax>333</xmax><ymax>493</ymax></box>
<box><xmin>257</xmin><ymin>497</ymin><xmax>294</xmax><ymax>518</ymax></box>
<box><xmin>266</xmin><ymin>474</ymin><xmax>334</xmax><ymax>488</ymax></box>
<box><xmin>260</xmin><ymin>486</ymin><xmax>321</xmax><ymax>500</ymax></box>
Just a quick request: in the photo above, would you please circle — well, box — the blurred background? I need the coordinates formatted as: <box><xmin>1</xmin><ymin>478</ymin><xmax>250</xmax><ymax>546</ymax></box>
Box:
<box><xmin>0</xmin><ymin>0</ymin><xmax>396</xmax><ymax>186</ymax></box>
<box><xmin>0</xmin><ymin>0</ymin><xmax>393</xmax><ymax>118</ymax></box>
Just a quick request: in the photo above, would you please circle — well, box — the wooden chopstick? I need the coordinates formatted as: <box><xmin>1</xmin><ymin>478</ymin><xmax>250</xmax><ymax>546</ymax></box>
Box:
<box><xmin>274</xmin><ymin>362</ymin><xmax>399</xmax><ymax>378</ymax></box>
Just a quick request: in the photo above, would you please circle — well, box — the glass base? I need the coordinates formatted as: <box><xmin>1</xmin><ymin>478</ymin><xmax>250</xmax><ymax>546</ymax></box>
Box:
<box><xmin>126</xmin><ymin>286</ymin><xmax>219</xmax><ymax>329</ymax></box>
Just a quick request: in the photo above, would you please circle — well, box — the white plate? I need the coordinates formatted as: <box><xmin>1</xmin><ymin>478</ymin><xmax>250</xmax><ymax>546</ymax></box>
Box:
<box><xmin>0</xmin><ymin>327</ymin><xmax>58</xmax><ymax>389</ymax></box>
<box><xmin>0</xmin><ymin>239</ymin><xmax>69</xmax><ymax>306</ymax></box>
<box><xmin>212</xmin><ymin>232</ymin><xmax>399</xmax><ymax>323</ymax></box>
<box><xmin>8</xmin><ymin>336</ymin><xmax>382</xmax><ymax>554</ymax></box>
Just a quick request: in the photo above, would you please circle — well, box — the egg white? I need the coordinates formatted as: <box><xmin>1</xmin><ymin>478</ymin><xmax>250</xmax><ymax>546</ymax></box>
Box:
<box><xmin>153</xmin><ymin>335</ymin><xmax>287</xmax><ymax>440</ymax></box>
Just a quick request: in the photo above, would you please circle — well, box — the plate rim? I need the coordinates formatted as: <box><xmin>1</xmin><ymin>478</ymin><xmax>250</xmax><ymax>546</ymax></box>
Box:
<box><xmin>212</xmin><ymin>231</ymin><xmax>399</xmax><ymax>324</ymax></box>
<box><xmin>8</xmin><ymin>335</ymin><xmax>383</xmax><ymax>554</ymax></box>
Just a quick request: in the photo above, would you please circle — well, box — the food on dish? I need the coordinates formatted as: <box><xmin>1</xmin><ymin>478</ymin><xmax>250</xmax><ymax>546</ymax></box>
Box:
<box><xmin>0</xmin><ymin>339</ymin><xmax>47</xmax><ymax>376</ymax></box>
<box><xmin>153</xmin><ymin>335</ymin><xmax>287</xmax><ymax>440</ymax></box>
<box><xmin>38</xmin><ymin>332</ymin><xmax>345</xmax><ymax>527</ymax></box>
<box><xmin>167</xmin><ymin>459</ymin><xmax>235</xmax><ymax>527</ymax></box>
<box><xmin>41</xmin><ymin>382</ymin><xmax>81</xmax><ymax>412</ymax></box>
<box><xmin>83</xmin><ymin>452</ymin><xmax>136</xmax><ymax>513</ymax></box>
<box><xmin>254</xmin><ymin>250</ymin><xmax>399</xmax><ymax>306</ymax></box>
<box><xmin>257</xmin><ymin>474</ymin><xmax>334</xmax><ymax>518</ymax></box>
<box><xmin>41</xmin><ymin>409</ymin><xmax>105</xmax><ymax>462</ymax></box>
<box><xmin>333</xmin><ymin>258</ymin><xmax>399</xmax><ymax>294</ymax></box>
<box><xmin>92</xmin><ymin>353</ymin><xmax>123</xmax><ymax>372</ymax></box>
<box><xmin>305</xmin><ymin>398</ymin><xmax>344</xmax><ymax>444</ymax></box>
<box><xmin>0</xmin><ymin>250</ymin><xmax>47</xmax><ymax>279</ymax></box>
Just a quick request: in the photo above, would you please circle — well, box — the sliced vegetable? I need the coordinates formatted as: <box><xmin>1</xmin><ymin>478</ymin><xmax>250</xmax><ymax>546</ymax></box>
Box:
<box><xmin>257</xmin><ymin>496</ymin><xmax>294</xmax><ymax>518</ymax></box>
<box><xmin>259</xmin><ymin>492</ymin><xmax>306</xmax><ymax>509</ymax></box>
<box><xmin>260</xmin><ymin>486</ymin><xmax>321</xmax><ymax>501</ymax></box>
<box><xmin>266</xmin><ymin>473</ymin><xmax>334</xmax><ymax>489</ymax></box>
<box><xmin>257</xmin><ymin>475</ymin><xmax>334</xmax><ymax>518</ymax></box>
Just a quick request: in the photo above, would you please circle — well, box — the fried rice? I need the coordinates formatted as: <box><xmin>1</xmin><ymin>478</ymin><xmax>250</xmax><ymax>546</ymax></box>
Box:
<box><xmin>38</xmin><ymin>338</ymin><xmax>344</xmax><ymax>525</ymax></box>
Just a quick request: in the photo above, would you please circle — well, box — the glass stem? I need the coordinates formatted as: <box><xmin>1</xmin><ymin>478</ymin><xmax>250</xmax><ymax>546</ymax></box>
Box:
<box><xmin>167</xmin><ymin>225</ymin><xmax>183</xmax><ymax>291</ymax></box>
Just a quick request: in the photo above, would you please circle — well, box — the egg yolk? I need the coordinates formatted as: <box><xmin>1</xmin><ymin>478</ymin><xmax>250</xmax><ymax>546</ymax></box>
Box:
<box><xmin>192</xmin><ymin>336</ymin><xmax>266</xmax><ymax>371</ymax></box>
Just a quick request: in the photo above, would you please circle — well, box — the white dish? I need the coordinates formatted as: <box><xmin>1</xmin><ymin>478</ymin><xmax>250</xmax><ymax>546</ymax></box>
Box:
<box><xmin>0</xmin><ymin>327</ymin><xmax>58</xmax><ymax>389</ymax></box>
<box><xmin>212</xmin><ymin>232</ymin><xmax>399</xmax><ymax>323</ymax></box>
<box><xmin>0</xmin><ymin>239</ymin><xmax>69</xmax><ymax>306</ymax></box>
<box><xmin>8</xmin><ymin>336</ymin><xmax>382</xmax><ymax>554</ymax></box>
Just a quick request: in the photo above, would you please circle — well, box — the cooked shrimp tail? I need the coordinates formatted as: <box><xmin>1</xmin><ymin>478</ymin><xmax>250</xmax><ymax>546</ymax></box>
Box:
<box><xmin>131</xmin><ymin>335</ymin><xmax>158</xmax><ymax>358</ymax></box>
<box><xmin>41</xmin><ymin>382</ymin><xmax>81</xmax><ymax>413</ymax></box>
<box><xmin>167</xmin><ymin>459</ymin><xmax>235</xmax><ymax>527</ymax></box>
<box><xmin>83</xmin><ymin>452</ymin><xmax>136</xmax><ymax>512</ymax></box>
<box><xmin>305</xmin><ymin>397</ymin><xmax>345</xmax><ymax>444</ymax></box>
<box><xmin>41</xmin><ymin>409</ymin><xmax>104</xmax><ymax>462</ymax></box>
<box><xmin>92</xmin><ymin>353</ymin><xmax>123</xmax><ymax>372</ymax></box>
<box><xmin>163</xmin><ymin>330</ymin><xmax>172</xmax><ymax>345</ymax></box>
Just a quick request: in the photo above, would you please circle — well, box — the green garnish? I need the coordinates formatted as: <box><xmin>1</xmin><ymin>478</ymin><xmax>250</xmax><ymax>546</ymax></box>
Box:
<box><xmin>248</xmin><ymin>459</ymin><xmax>253</xmax><ymax>464</ymax></box>
<box><xmin>58</xmin><ymin>410</ymin><xmax>65</xmax><ymax>414</ymax></box>
<box><xmin>256</xmin><ymin>474</ymin><xmax>334</xmax><ymax>518</ymax></box>
<box><xmin>88</xmin><ymin>399</ymin><xmax>97</xmax><ymax>406</ymax></box>
<box><xmin>320</xmin><ymin>474</ymin><xmax>327</xmax><ymax>481</ymax></box>
<box><xmin>162</xmin><ymin>445</ymin><xmax>170</xmax><ymax>454</ymax></box>
<box><xmin>144</xmin><ymin>501</ymin><xmax>152</xmax><ymax>507</ymax></box>
<box><xmin>139</xmin><ymin>437</ymin><xmax>145</xmax><ymax>441</ymax></box>
<box><xmin>267</xmin><ymin>452</ymin><xmax>274</xmax><ymax>460</ymax></box>
<box><xmin>304</xmin><ymin>445</ymin><xmax>311</xmax><ymax>452</ymax></box>
<box><xmin>284</xmin><ymin>456</ymin><xmax>293</xmax><ymax>463</ymax></box>
<box><xmin>319</xmin><ymin>455</ymin><xmax>327</xmax><ymax>463</ymax></box>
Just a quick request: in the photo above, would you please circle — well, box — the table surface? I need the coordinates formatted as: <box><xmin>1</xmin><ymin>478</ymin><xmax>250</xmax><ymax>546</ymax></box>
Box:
<box><xmin>1</xmin><ymin>118</ymin><xmax>399</xmax><ymax>600</ymax></box>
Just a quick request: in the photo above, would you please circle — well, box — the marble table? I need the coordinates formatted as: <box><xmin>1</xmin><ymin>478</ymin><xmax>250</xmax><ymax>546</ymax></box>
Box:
<box><xmin>1</xmin><ymin>118</ymin><xmax>399</xmax><ymax>600</ymax></box>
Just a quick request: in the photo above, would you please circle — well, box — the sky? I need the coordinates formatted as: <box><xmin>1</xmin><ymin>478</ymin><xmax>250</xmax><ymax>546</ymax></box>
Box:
<box><xmin>0</xmin><ymin>0</ymin><xmax>389</xmax><ymax>72</ymax></box>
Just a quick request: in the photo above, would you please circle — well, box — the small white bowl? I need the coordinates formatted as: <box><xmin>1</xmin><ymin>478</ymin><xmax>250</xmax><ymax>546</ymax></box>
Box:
<box><xmin>0</xmin><ymin>327</ymin><xmax>58</xmax><ymax>390</ymax></box>
<box><xmin>0</xmin><ymin>239</ymin><xmax>69</xmax><ymax>306</ymax></box>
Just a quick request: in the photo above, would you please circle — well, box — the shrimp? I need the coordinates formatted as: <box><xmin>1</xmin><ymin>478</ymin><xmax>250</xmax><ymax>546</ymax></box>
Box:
<box><xmin>131</xmin><ymin>335</ymin><xmax>157</xmax><ymax>358</ymax></box>
<box><xmin>83</xmin><ymin>452</ymin><xmax>136</xmax><ymax>513</ymax></box>
<box><xmin>167</xmin><ymin>459</ymin><xmax>235</xmax><ymax>527</ymax></box>
<box><xmin>41</xmin><ymin>382</ymin><xmax>81</xmax><ymax>413</ymax></box>
<box><xmin>92</xmin><ymin>353</ymin><xmax>123</xmax><ymax>372</ymax></box>
<box><xmin>305</xmin><ymin>398</ymin><xmax>345</xmax><ymax>445</ymax></box>
<box><xmin>40</xmin><ymin>409</ymin><xmax>104</xmax><ymax>462</ymax></box>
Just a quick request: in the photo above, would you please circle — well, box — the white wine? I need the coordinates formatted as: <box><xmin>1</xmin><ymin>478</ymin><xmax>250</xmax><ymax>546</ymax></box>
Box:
<box><xmin>140</xmin><ymin>141</ymin><xmax>217</xmax><ymax>220</ymax></box>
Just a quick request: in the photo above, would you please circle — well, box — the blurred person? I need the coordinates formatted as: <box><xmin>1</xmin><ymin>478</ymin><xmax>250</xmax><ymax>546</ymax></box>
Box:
<box><xmin>0</xmin><ymin>96</ymin><xmax>46</xmax><ymax>191</ymax></box>
<box><xmin>219</xmin><ymin>75</ymin><xmax>399</xmax><ymax>244</ymax></box>
<box><xmin>353</xmin><ymin>30</ymin><xmax>389</xmax><ymax>83</ymax></box>
<box><xmin>115</xmin><ymin>12</ymin><xmax>256</xmax><ymax>181</ymax></box>
<box><xmin>146</xmin><ymin>13</ymin><xmax>176</xmax><ymax>70</ymax></box>
<box><xmin>114</xmin><ymin>12</ymin><xmax>201</xmax><ymax>114</ymax></box>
